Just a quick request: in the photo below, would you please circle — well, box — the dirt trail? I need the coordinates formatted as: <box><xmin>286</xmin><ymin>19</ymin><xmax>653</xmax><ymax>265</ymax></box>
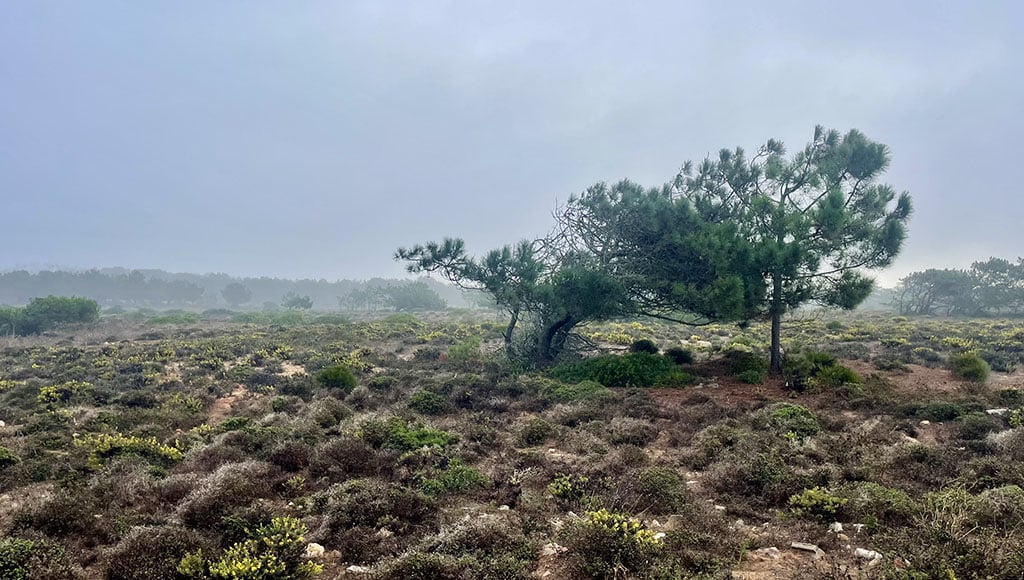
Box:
<box><xmin>208</xmin><ymin>385</ymin><xmax>247</xmax><ymax>423</ymax></box>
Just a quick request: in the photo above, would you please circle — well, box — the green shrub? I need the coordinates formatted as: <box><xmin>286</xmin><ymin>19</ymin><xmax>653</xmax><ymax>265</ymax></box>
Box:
<box><xmin>815</xmin><ymin>364</ymin><xmax>861</xmax><ymax>388</ymax></box>
<box><xmin>0</xmin><ymin>445</ymin><xmax>21</xmax><ymax>469</ymax></box>
<box><xmin>949</xmin><ymin>353</ymin><xmax>991</xmax><ymax>382</ymax></box>
<box><xmin>517</xmin><ymin>417</ymin><xmax>554</xmax><ymax>446</ymax></box>
<box><xmin>548</xmin><ymin>474</ymin><xmax>591</xmax><ymax>506</ymax></box>
<box><xmin>913</xmin><ymin>347</ymin><xmax>942</xmax><ymax>363</ymax></box>
<box><xmin>407</xmin><ymin>389</ymin><xmax>451</xmax><ymax>415</ymax></box>
<box><xmin>956</xmin><ymin>412</ymin><xmax>1002</xmax><ymax>440</ymax></box>
<box><xmin>74</xmin><ymin>432</ymin><xmax>183</xmax><ymax>469</ymax></box>
<box><xmin>550</xmin><ymin>353</ymin><xmax>685</xmax><ymax>388</ymax></box>
<box><xmin>768</xmin><ymin>404</ymin><xmax>821</xmax><ymax>439</ymax></box>
<box><xmin>663</xmin><ymin>347</ymin><xmax>694</xmax><ymax>365</ymax></box>
<box><xmin>0</xmin><ymin>537</ymin><xmax>79</xmax><ymax>580</ymax></box>
<box><xmin>788</xmin><ymin>486</ymin><xmax>848</xmax><ymax>519</ymax></box>
<box><xmin>359</xmin><ymin>418</ymin><xmax>459</xmax><ymax>452</ymax></box>
<box><xmin>730</xmin><ymin>352</ymin><xmax>768</xmax><ymax>384</ymax></box>
<box><xmin>542</xmin><ymin>380</ymin><xmax>613</xmax><ymax>404</ymax></box>
<box><xmin>447</xmin><ymin>336</ymin><xmax>482</xmax><ymax>364</ymax></box>
<box><xmin>632</xmin><ymin>467</ymin><xmax>687</xmax><ymax>512</ymax></box>
<box><xmin>836</xmin><ymin>481</ymin><xmax>916</xmax><ymax>525</ymax></box>
<box><xmin>563</xmin><ymin>509</ymin><xmax>663</xmax><ymax>578</ymax></box>
<box><xmin>420</xmin><ymin>462</ymin><xmax>488</xmax><ymax>496</ymax></box>
<box><xmin>179</xmin><ymin>517</ymin><xmax>322</xmax><ymax>579</ymax></box>
<box><xmin>0</xmin><ymin>538</ymin><xmax>35</xmax><ymax>580</ymax></box>
<box><xmin>915</xmin><ymin>401</ymin><xmax>968</xmax><ymax>422</ymax></box>
<box><xmin>629</xmin><ymin>339</ymin><xmax>659</xmax><ymax>354</ymax></box>
<box><xmin>314</xmin><ymin>365</ymin><xmax>357</xmax><ymax>394</ymax></box>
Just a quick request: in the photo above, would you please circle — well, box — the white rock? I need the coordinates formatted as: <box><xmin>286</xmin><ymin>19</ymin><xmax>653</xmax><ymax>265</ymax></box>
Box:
<box><xmin>346</xmin><ymin>565</ymin><xmax>370</xmax><ymax>573</ymax></box>
<box><xmin>304</xmin><ymin>543</ymin><xmax>324</xmax><ymax>558</ymax></box>
<box><xmin>498</xmin><ymin>505</ymin><xmax>510</xmax><ymax>511</ymax></box>
<box><xmin>0</xmin><ymin>420</ymin><xmax>6</xmax><ymax>427</ymax></box>
<box><xmin>986</xmin><ymin>408</ymin><xmax>1010</xmax><ymax>416</ymax></box>
<box><xmin>734</xmin><ymin>519</ymin><xmax>746</xmax><ymax>527</ymax></box>
<box><xmin>855</xmin><ymin>548</ymin><xmax>883</xmax><ymax>560</ymax></box>
<box><xmin>713</xmin><ymin>505</ymin><xmax>726</xmax><ymax>511</ymax></box>
<box><xmin>851</xmin><ymin>523</ymin><xmax>865</xmax><ymax>534</ymax></box>
<box><xmin>919</xmin><ymin>420</ymin><xmax>931</xmax><ymax>426</ymax></box>
<box><xmin>828</xmin><ymin>522</ymin><xmax>843</xmax><ymax>533</ymax></box>
<box><xmin>791</xmin><ymin>542</ymin><xmax>819</xmax><ymax>553</ymax></box>
<box><xmin>376</xmin><ymin>528</ymin><xmax>393</xmax><ymax>538</ymax></box>
<box><xmin>652</xmin><ymin>532</ymin><xmax>666</xmax><ymax>540</ymax></box>
<box><xmin>540</xmin><ymin>542</ymin><xmax>567</xmax><ymax>557</ymax></box>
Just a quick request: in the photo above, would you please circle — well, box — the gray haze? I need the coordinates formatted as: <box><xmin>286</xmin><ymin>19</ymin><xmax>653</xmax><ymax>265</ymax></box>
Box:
<box><xmin>2</xmin><ymin>1</ymin><xmax>1021</xmax><ymax>286</ymax></box>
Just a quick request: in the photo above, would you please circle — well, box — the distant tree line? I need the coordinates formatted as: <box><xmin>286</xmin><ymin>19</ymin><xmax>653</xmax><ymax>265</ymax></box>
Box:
<box><xmin>896</xmin><ymin>257</ymin><xmax>1024</xmax><ymax>316</ymax></box>
<box><xmin>0</xmin><ymin>296</ymin><xmax>99</xmax><ymax>336</ymax></box>
<box><xmin>0</xmin><ymin>269</ymin><xmax>462</xmax><ymax>311</ymax></box>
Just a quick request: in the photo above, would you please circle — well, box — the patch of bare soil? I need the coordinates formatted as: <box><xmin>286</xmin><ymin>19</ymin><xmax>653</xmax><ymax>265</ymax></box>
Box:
<box><xmin>208</xmin><ymin>385</ymin><xmax>248</xmax><ymax>423</ymax></box>
<box><xmin>731</xmin><ymin>548</ymin><xmax>825</xmax><ymax>579</ymax></box>
<box><xmin>279</xmin><ymin>361</ymin><xmax>307</xmax><ymax>377</ymax></box>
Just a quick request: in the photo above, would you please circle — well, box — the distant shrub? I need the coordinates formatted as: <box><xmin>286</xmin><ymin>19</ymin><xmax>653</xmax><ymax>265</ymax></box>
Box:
<box><xmin>663</xmin><ymin>347</ymin><xmax>694</xmax><ymax>365</ymax></box>
<box><xmin>0</xmin><ymin>537</ymin><xmax>80</xmax><ymax>580</ymax></box>
<box><xmin>447</xmin><ymin>336</ymin><xmax>482</xmax><ymax>364</ymax></box>
<box><xmin>629</xmin><ymin>339</ymin><xmax>659</xmax><ymax>354</ymax></box>
<box><xmin>950</xmin><ymin>353</ymin><xmax>990</xmax><ymax>382</ymax></box>
<box><xmin>542</xmin><ymin>380</ymin><xmax>613</xmax><ymax>404</ymax></box>
<box><xmin>768</xmin><ymin>403</ymin><xmax>821</xmax><ymax>439</ymax></box>
<box><xmin>105</xmin><ymin>525</ymin><xmax>212</xmax><ymax>580</ymax></box>
<box><xmin>783</xmin><ymin>350</ymin><xmax>860</xmax><ymax>391</ymax></box>
<box><xmin>836</xmin><ymin>481</ymin><xmax>916</xmax><ymax>525</ymax></box>
<box><xmin>359</xmin><ymin>417</ymin><xmax>458</xmax><ymax>452</ymax></box>
<box><xmin>517</xmin><ymin>417</ymin><xmax>555</xmax><ymax>447</ymax></box>
<box><xmin>606</xmin><ymin>417</ymin><xmax>659</xmax><ymax>446</ymax></box>
<box><xmin>408</xmin><ymin>389</ymin><xmax>451</xmax><ymax>415</ymax></box>
<box><xmin>915</xmin><ymin>401</ymin><xmax>969</xmax><ymax>422</ymax></box>
<box><xmin>550</xmin><ymin>353</ymin><xmax>688</xmax><ymax>388</ymax></box>
<box><xmin>420</xmin><ymin>462</ymin><xmax>488</xmax><ymax>496</ymax></box>
<box><xmin>148</xmin><ymin>311</ymin><xmax>199</xmax><ymax>325</ymax></box>
<box><xmin>17</xmin><ymin>295</ymin><xmax>99</xmax><ymax>335</ymax></box>
<box><xmin>74</xmin><ymin>432</ymin><xmax>183</xmax><ymax>469</ymax></box>
<box><xmin>0</xmin><ymin>445</ymin><xmax>22</xmax><ymax>468</ymax></box>
<box><xmin>632</xmin><ymin>467</ymin><xmax>687</xmax><ymax>513</ymax></box>
<box><xmin>315</xmin><ymin>365</ymin><xmax>357</xmax><ymax>394</ymax></box>
<box><xmin>956</xmin><ymin>412</ymin><xmax>1002</xmax><ymax>440</ymax></box>
<box><xmin>788</xmin><ymin>486</ymin><xmax>848</xmax><ymax>519</ymax></box>
<box><xmin>913</xmin><ymin>347</ymin><xmax>942</xmax><ymax>363</ymax></box>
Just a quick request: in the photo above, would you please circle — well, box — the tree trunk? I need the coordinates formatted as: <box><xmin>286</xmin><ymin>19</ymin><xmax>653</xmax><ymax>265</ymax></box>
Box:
<box><xmin>539</xmin><ymin>315</ymin><xmax>573</xmax><ymax>362</ymax></box>
<box><xmin>770</xmin><ymin>272</ymin><xmax>784</xmax><ymax>375</ymax></box>
<box><xmin>502</xmin><ymin>307</ymin><xmax>520</xmax><ymax>357</ymax></box>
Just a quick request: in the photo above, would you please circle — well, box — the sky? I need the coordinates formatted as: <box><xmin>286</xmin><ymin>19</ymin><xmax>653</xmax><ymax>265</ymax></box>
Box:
<box><xmin>1</xmin><ymin>1</ymin><xmax>1022</xmax><ymax>286</ymax></box>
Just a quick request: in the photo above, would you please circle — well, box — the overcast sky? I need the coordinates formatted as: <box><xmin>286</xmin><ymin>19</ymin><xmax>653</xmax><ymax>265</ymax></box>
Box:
<box><xmin>2</xmin><ymin>1</ymin><xmax>1021</xmax><ymax>285</ymax></box>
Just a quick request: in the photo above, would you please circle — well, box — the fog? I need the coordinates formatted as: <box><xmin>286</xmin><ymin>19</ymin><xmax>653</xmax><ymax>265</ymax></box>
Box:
<box><xmin>2</xmin><ymin>1</ymin><xmax>1021</xmax><ymax>286</ymax></box>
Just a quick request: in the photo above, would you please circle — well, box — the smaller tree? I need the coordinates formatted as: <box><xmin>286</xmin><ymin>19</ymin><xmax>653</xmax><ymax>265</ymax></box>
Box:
<box><xmin>221</xmin><ymin>282</ymin><xmax>252</xmax><ymax>307</ymax></box>
<box><xmin>281</xmin><ymin>292</ymin><xmax>313</xmax><ymax>310</ymax></box>
<box><xmin>19</xmin><ymin>296</ymin><xmax>100</xmax><ymax>334</ymax></box>
<box><xmin>381</xmin><ymin>281</ymin><xmax>447</xmax><ymax>312</ymax></box>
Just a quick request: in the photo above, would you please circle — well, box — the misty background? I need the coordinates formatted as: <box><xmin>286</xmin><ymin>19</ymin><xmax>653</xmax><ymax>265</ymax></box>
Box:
<box><xmin>2</xmin><ymin>1</ymin><xmax>1021</xmax><ymax>286</ymax></box>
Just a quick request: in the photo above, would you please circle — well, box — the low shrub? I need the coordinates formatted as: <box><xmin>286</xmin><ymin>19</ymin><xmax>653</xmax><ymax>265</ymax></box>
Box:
<box><xmin>407</xmin><ymin>389</ymin><xmax>451</xmax><ymax>415</ymax></box>
<box><xmin>663</xmin><ymin>347</ymin><xmax>694</xmax><ymax>365</ymax></box>
<box><xmin>74</xmin><ymin>432</ymin><xmax>183</xmax><ymax>470</ymax></box>
<box><xmin>359</xmin><ymin>418</ymin><xmax>459</xmax><ymax>452</ymax></box>
<box><xmin>629</xmin><ymin>339</ymin><xmax>659</xmax><ymax>354</ymax></box>
<box><xmin>314</xmin><ymin>365</ymin><xmax>358</xmax><ymax>394</ymax></box>
<box><xmin>420</xmin><ymin>462</ymin><xmax>488</xmax><ymax>496</ymax></box>
<box><xmin>949</xmin><ymin>353</ymin><xmax>991</xmax><ymax>382</ymax></box>
<box><xmin>542</xmin><ymin>380</ymin><xmax>613</xmax><ymax>404</ymax></box>
<box><xmin>0</xmin><ymin>445</ymin><xmax>22</xmax><ymax>468</ymax></box>
<box><xmin>730</xmin><ymin>352</ymin><xmax>768</xmax><ymax>385</ymax></box>
<box><xmin>956</xmin><ymin>412</ymin><xmax>1002</xmax><ymax>440</ymax></box>
<box><xmin>768</xmin><ymin>403</ymin><xmax>821</xmax><ymax>439</ymax></box>
<box><xmin>606</xmin><ymin>417</ymin><xmax>659</xmax><ymax>446</ymax></box>
<box><xmin>179</xmin><ymin>517</ymin><xmax>322</xmax><ymax>579</ymax></box>
<box><xmin>787</xmin><ymin>486</ymin><xmax>848</xmax><ymax>520</ymax></box>
<box><xmin>550</xmin><ymin>353</ymin><xmax>687</xmax><ymax>388</ymax></box>
<box><xmin>563</xmin><ymin>509</ymin><xmax>663</xmax><ymax>579</ymax></box>
<box><xmin>517</xmin><ymin>417</ymin><xmax>554</xmax><ymax>447</ymax></box>
<box><xmin>104</xmin><ymin>525</ymin><xmax>212</xmax><ymax>580</ymax></box>
<box><xmin>836</xmin><ymin>481</ymin><xmax>916</xmax><ymax>526</ymax></box>
<box><xmin>0</xmin><ymin>537</ymin><xmax>81</xmax><ymax>580</ymax></box>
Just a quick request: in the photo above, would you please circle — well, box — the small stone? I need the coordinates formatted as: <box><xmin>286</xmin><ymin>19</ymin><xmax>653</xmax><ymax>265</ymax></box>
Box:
<box><xmin>855</xmin><ymin>548</ymin><xmax>883</xmax><ymax>560</ymax></box>
<box><xmin>0</xmin><ymin>420</ymin><xmax>6</xmax><ymax>427</ymax></box>
<box><xmin>734</xmin><ymin>519</ymin><xmax>746</xmax><ymax>527</ymax></box>
<box><xmin>714</xmin><ymin>505</ymin><xmax>726</xmax><ymax>511</ymax></box>
<box><xmin>753</xmin><ymin>547</ymin><xmax>781</xmax><ymax>559</ymax></box>
<box><xmin>346</xmin><ymin>565</ymin><xmax>370</xmax><ymax>574</ymax></box>
<box><xmin>304</xmin><ymin>543</ymin><xmax>324</xmax><ymax>558</ymax></box>
<box><xmin>540</xmin><ymin>542</ymin><xmax>566</xmax><ymax>557</ymax></box>
<box><xmin>828</xmin><ymin>522</ymin><xmax>843</xmax><ymax>533</ymax></box>
<box><xmin>919</xmin><ymin>420</ymin><xmax>931</xmax><ymax>426</ymax></box>
<box><xmin>850</xmin><ymin>523</ymin><xmax>865</xmax><ymax>534</ymax></box>
<box><xmin>498</xmin><ymin>505</ymin><xmax>510</xmax><ymax>511</ymax></box>
<box><xmin>986</xmin><ymin>408</ymin><xmax>1010</xmax><ymax>416</ymax></box>
<box><xmin>837</xmin><ymin>533</ymin><xmax>850</xmax><ymax>542</ymax></box>
<box><xmin>376</xmin><ymin>528</ymin><xmax>393</xmax><ymax>538</ymax></box>
<box><xmin>791</xmin><ymin>542</ymin><xmax>819</xmax><ymax>553</ymax></box>
<box><xmin>686</xmin><ymin>480</ymin><xmax>698</xmax><ymax>485</ymax></box>
<box><xmin>652</xmin><ymin>532</ymin><xmax>666</xmax><ymax>540</ymax></box>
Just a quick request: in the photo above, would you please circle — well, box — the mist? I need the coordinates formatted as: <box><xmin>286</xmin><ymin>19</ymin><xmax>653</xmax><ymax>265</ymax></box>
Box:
<box><xmin>2</xmin><ymin>1</ymin><xmax>1022</xmax><ymax>286</ymax></box>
